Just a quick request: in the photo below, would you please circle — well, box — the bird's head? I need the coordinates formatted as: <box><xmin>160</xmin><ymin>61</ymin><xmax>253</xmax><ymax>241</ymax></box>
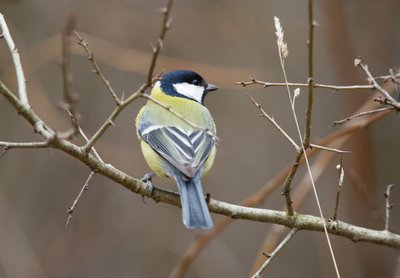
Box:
<box><xmin>155</xmin><ymin>70</ymin><xmax>219</xmax><ymax>105</ymax></box>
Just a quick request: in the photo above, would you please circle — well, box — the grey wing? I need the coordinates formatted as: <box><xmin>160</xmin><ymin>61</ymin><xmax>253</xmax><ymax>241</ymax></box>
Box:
<box><xmin>139</xmin><ymin>122</ymin><xmax>215</xmax><ymax>178</ymax></box>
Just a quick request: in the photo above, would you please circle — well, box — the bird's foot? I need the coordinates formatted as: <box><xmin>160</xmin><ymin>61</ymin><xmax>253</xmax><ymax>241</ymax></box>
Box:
<box><xmin>141</xmin><ymin>173</ymin><xmax>155</xmax><ymax>201</ymax></box>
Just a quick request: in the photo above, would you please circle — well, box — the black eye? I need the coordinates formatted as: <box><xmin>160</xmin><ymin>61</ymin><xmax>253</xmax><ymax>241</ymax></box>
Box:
<box><xmin>192</xmin><ymin>79</ymin><xmax>199</xmax><ymax>85</ymax></box>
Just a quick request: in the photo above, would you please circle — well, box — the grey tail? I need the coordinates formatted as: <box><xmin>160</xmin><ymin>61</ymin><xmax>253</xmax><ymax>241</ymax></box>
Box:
<box><xmin>174</xmin><ymin>170</ymin><xmax>213</xmax><ymax>230</ymax></box>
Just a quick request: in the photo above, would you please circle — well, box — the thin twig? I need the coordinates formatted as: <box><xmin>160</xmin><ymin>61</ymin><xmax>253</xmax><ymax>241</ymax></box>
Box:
<box><xmin>374</xmin><ymin>72</ymin><xmax>400</xmax><ymax>81</ymax></box>
<box><xmin>281</xmin><ymin>151</ymin><xmax>302</xmax><ymax>215</ymax></box>
<box><xmin>146</xmin><ymin>0</ymin><xmax>174</xmax><ymax>86</ymax></box>
<box><xmin>0</xmin><ymin>141</ymin><xmax>49</xmax><ymax>149</ymax></box>
<box><xmin>236</xmin><ymin>78</ymin><xmax>374</xmax><ymax>91</ymax></box>
<box><xmin>65</xmin><ymin>171</ymin><xmax>95</xmax><ymax>227</ymax></box>
<box><xmin>389</xmin><ymin>68</ymin><xmax>400</xmax><ymax>98</ymax></box>
<box><xmin>332</xmin><ymin>107</ymin><xmax>394</xmax><ymax>126</ymax></box>
<box><xmin>356</xmin><ymin>58</ymin><xmax>399</xmax><ymax>107</ymax></box>
<box><xmin>74</xmin><ymin>31</ymin><xmax>121</xmax><ymax>106</ymax></box>
<box><xmin>332</xmin><ymin>157</ymin><xmax>344</xmax><ymax>221</ymax></box>
<box><xmin>304</xmin><ymin>0</ymin><xmax>315</xmax><ymax>146</ymax></box>
<box><xmin>384</xmin><ymin>184</ymin><xmax>396</xmax><ymax>232</ymax></box>
<box><xmin>66</xmin><ymin>110</ymin><xmax>103</xmax><ymax>162</ymax></box>
<box><xmin>64</xmin><ymin>110</ymin><xmax>103</xmax><ymax>227</ymax></box>
<box><xmin>251</xmin><ymin>228</ymin><xmax>298</xmax><ymax>278</ymax></box>
<box><xmin>309</xmin><ymin>144</ymin><xmax>351</xmax><ymax>154</ymax></box>
<box><xmin>247</xmin><ymin>95</ymin><xmax>299</xmax><ymax>149</ymax></box>
<box><xmin>81</xmin><ymin>83</ymin><xmax>146</xmax><ymax>154</ymax></box>
<box><xmin>142</xmin><ymin>94</ymin><xmax>219</xmax><ymax>141</ymax></box>
<box><xmin>0</xmin><ymin>13</ymin><xmax>28</xmax><ymax>106</ymax></box>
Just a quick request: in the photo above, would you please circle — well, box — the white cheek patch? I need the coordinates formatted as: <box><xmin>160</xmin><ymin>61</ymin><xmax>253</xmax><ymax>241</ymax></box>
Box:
<box><xmin>173</xmin><ymin>83</ymin><xmax>204</xmax><ymax>103</ymax></box>
<box><xmin>153</xmin><ymin>81</ymin><xmax>161</xmax><ymax>89</ymax></box>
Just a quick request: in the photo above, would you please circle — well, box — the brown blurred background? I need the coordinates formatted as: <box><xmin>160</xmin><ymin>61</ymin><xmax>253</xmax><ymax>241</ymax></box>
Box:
<box><xmin>1</xmin><ymin>0</ymin><xmax>400</xmax><ymax>277</ymax></box>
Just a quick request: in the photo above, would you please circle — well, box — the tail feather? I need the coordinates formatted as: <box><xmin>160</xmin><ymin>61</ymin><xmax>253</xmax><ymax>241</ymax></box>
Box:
<box><xmin>174</xmin><ymin>170</ymin><xmax>213</xmax><ymax>230</ymax></box>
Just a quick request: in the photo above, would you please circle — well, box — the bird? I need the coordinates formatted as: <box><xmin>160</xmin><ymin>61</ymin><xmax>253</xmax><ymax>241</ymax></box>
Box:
<box><xmin>135</xmin><ymin>70</ymin><xmax>218</xmax><ymax>229</ymax></box>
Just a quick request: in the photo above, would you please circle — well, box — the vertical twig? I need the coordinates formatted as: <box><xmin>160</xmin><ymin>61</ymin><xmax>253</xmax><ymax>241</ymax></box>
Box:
<box><xmin>0</xmin><ymin>13</ymin><xmax>29</xmax><ymax>106</ymax></box>
<box><xmin>389</xmin><ymin>68</ymin><xmax>400</xmax><ymax>99</ymax></box>
<box><xmin>60</xmin><ymin>14</ymin><xmax>80</xmax><ymax>134</ymax></box>
<box><xmin>332</xmin><ymin>156</ymin><xmax>344</xmax><ymax>220</ymax></box>
<box><xmin>304</xmin><ymin>0</ymin><xmax>315</xmax><ymax>146</ymax></box>
<box><xmin>281</xmin><ymin>151</ymin><xmax>302</xmax><ymax>215</ymax></box>
<box><xmin>384</xmin><ymin>184</ymin><xmax>396</xmax><ymax>231</ymax></box>
<box><xmin>146</xmin><ymin>0</ymin><xmax>174</xmax><ymax>86</ymax></box>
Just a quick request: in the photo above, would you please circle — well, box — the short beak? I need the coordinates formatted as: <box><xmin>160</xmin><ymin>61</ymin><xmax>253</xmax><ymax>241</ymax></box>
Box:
<box><xmin>206</xmin><ymin>83</ymin><xmax>219</xmax><ymax>92</ymax></box>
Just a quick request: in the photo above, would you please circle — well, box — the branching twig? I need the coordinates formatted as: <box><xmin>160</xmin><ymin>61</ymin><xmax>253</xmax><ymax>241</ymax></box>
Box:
<box><xmin>384</xmin><ymin>184</ymin><xmax>396</xmax><ymax>232</ymax></box>
<box><xmin>0</xmin><ymin>13</ymin><xmax>28</xmax><ymax>106</ymax></box>
<box><xmin>389</xmin><ymin>68</ymin><xmax>400</xmax><ymax>98</ymax></box>
<box><xmin>355</xmin><ymin>58</ymin><xmax>399</xmax><ymax>107</ymax></box>
<box><xmin>81</xmin><ymin>0</ymin><xmax>174</xmax><ymax>154</ymax></box>
<box><xmin>247</xmin><ymin>95</ymin><xmax>299</xmax><ymax>150</ymax></box>
<box><xmin>251</xmin><ymin>228</ymin><xmax>298</xmax><ymax>278</ymax></box>
<box><xmin>374</xmin><ymin>72</ymin><xmax>400</xmax><ymax>81</ymax></box>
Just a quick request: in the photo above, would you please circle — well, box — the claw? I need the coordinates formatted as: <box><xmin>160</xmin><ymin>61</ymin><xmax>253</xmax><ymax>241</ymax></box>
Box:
<box><xmin>141</xmin><ymin>173</ymin><xmax>155</xmax><ymax>202</ymax></box>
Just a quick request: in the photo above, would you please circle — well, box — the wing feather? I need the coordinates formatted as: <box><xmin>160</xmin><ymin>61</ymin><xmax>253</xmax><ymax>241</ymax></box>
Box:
<box><xmin>139</xmin><ymin>121</ymin><xmax>214</xmax><ymax>178</ymax></box>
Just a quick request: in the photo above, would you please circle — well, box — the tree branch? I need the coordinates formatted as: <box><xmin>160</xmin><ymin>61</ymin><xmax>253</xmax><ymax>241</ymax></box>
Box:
<box><xmin>247</xmin><ymin>94</ymin><xmax>299</xmax><ymax>150</ymax></box>
<box><xmin>236</xmin><ymin>78</ymin><xmax>375</xmax><ymax>91</ymax></box>
<box><xmin>384</xmin><ymin>184</ymin><xmax>396</xmax><ymax>232</ymax></box>
<box><xmin>304</xmin><ymin>0</ymin><xmax>315</xmax><ymax>146</ymax></box>
<box><xmin>0</xmin><ymin>13</ymin><xmax>28</xmax><ymax>106</ymax></box>
<box><xmin>74</xmin><ymin>31</ymin><xmax>121</xmax><ymax>106</ymax></box>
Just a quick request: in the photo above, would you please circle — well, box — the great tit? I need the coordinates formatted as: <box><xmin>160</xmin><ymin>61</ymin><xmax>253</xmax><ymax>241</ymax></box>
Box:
<box><xmin>135</xmin><ymin>70</ymin><xmax>219</xmax><ymax>230</ymax></box>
